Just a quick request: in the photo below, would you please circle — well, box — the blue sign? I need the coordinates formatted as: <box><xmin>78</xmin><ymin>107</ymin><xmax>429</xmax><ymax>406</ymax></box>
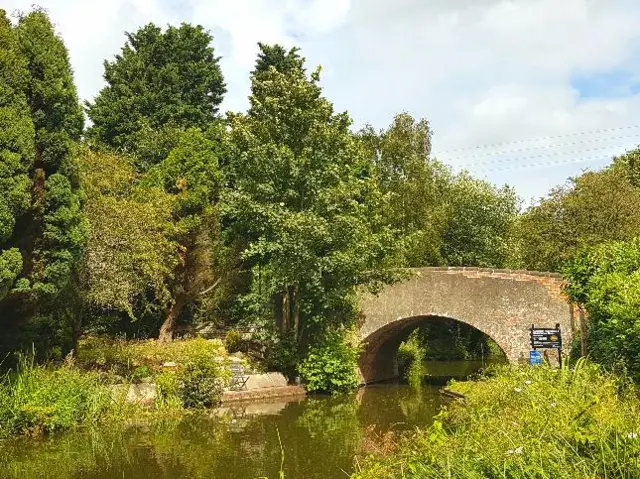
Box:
<box><xmin>529</xmin><ymin>350</ymin><xmax>542</xmax><ymax>365</ymax></box>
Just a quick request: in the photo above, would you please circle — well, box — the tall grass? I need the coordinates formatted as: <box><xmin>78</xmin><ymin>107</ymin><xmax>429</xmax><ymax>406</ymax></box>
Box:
<box><xmin>0</xmin><ymin>354</ymin><xmax>119</xmax><ymax>437</ymax></box>
<box><xmin>354</xmin><ymin>360</ymin><xmax>640</xmax><ymax>478</ymax></box>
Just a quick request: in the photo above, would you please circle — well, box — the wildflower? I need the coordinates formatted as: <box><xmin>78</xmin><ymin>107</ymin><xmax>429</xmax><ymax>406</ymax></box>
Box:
<box><xmin>506</xmin><ymin>447</ymin><xmax>523</xmax><ymax>455</ymax></box>
<box><xmin>514</xmin><ymin>388</ymin><xmax>522</xmax><ymax>393</ymax></box>
<box><xmin>525</xmin><ymin>380</ymin><xmax>532</xmax><ymax>385</ymax></box>
<box><xmin>628</xmin><ymin>432</ymin><xmax>638</xmax><ymax>439</ymax></box>
<box><xmin>550</xmin><ymin>402</ymin><xmax>557</xmax><ymax>408</ymax></box>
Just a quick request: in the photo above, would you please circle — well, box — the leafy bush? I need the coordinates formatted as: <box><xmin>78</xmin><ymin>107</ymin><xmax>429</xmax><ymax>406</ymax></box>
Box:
<box><xmin>564</xmin><ymin>238</ymin><xmax>640</xmax><ymax>380</ymax></box>
<box><xmin>397</xmin><ymin>330</ymin><xmax>425</xmax><ymax>387</ymax></box>
<box><xmin>0</xmin><ymin>355</ymin><xmax>116</xmax><ymax>437</ymax></box>
<box><xmin>263</xmin><ymin>332</ymin><xmax>299</xmax><ymax>380</ymax></box>
<box><xmin>129</xmin><ymin>365</ymin><xmax>152</xmax><ymax>383</ymax></box>
<box><xmin>355</xmin><ymin>361</ymin><xmax>640</xmax><ymax>478</ymax></box>
<box><xmin>224</xmin><ymin>329</ymin><xmax>242</xmax><ymax>353</ymax></box>
<box><xmin>298</xmin><ymin>329</ymin><xmax>360</xmax><ymax>394</ymax></box>
<box><xmin>179</xmin><ymin>359</ymin><xmax>226</xmax><ymax>408</ymax></box>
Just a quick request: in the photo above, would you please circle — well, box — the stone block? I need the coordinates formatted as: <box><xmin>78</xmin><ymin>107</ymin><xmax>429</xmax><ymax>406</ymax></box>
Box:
<box><xmin>244</xmin><ymin>372</ymin><xmax>288</xmax><ymax>390</ymax></box>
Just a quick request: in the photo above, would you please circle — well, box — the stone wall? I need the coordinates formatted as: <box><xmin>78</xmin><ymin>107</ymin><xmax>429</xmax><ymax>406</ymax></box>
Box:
<box><xmin>358</xmin><ymin>267</ymin><xmax>575</xmax><ymax>383</ymax></box>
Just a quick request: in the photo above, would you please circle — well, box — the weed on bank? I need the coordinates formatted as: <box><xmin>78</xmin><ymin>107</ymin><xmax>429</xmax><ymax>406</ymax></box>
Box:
<box><xmin>354</xmin><ymin>360</ymin><xmax>640</xmax><ymax>478</ymax></box>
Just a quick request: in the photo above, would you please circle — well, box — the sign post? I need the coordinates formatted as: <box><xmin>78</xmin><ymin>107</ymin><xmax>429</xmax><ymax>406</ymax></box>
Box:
<box><xmin>529</xmin><ymin>350</ymin><xmax>542</xmax><ymax>366</ymax></box>
<box><xmin>529</xmin><ymin>323</ymin><xmax>562</xmax><ymax>368</ymax></box>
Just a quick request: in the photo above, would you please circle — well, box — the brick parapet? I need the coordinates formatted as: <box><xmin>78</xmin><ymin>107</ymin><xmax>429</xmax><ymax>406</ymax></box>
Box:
<box><xmin>414</xmin><ymin>267</ymin><xmax>568</xmax><ymax>302</ymax></box>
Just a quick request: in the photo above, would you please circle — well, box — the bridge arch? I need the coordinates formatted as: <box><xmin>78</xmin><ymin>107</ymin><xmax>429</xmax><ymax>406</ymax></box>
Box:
<box><xmin>358</xmin><ymin>267</ymin><xmax>575</xmax><ymax>383</ymax></box>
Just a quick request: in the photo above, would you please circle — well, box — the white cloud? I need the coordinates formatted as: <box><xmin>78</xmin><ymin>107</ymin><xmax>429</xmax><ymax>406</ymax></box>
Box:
<box><xmin>5</xmin><ymin>0</ymin><xmax>640</xmax><ymax>201</ymax></box>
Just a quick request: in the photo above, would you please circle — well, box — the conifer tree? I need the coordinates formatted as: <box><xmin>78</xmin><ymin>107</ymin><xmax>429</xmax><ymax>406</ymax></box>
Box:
<box><xmin>86</xmin><ymin>23</ymin><xmax>226</xmax><ymax>156</ymax></box>
<box><xmin>0</xmin><ymin>9</ymin><xmax>87</xmax><ymax>323</ymax></box>
<box><xmin>0</xmin><ymin>9</ymin><xmax>35</xmax><ymax>301</ymax></box>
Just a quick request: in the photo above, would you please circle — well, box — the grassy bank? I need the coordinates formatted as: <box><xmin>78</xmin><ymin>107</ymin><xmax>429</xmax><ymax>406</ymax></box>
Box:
<box><xmin>0</xmin><ymin>337</ymin><xmax>236</xmax><ymax>438</ymax></box>
<box><xmin>354</xmin><ymin>360</ymin><xmax>640</xmax><ymax>478</ymax></box>
<box><xmin>0</xmin><ymin>355</ymin><xmax>122</xmax><ymax>438</ymax></box>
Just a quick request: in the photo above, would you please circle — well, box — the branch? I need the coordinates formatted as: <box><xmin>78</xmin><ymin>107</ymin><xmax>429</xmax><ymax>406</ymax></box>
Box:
<box><xmin>199</xmin><ymin>277</ymin><xmax>223</xmax><ymax>296</ymax></box>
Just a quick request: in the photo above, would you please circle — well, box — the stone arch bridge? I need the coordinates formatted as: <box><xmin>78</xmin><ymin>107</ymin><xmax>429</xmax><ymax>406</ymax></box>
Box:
<box><xmin>358</xmin><ymin>267</ymin><xmax>576</xmax><ymax>384</ymax></box>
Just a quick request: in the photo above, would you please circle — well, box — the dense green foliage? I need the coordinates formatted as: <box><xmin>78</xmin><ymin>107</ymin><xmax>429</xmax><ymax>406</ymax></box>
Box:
<box><xmin>355</xmin><ymin>361</ymin><xmax>640</xmax><ymax>478</ymax></box>
<box><xmin>86</xmin><ymin>23</ymin><xmax>225</xmax><ymax>156</ymax></box>
<box><xmin>0</xmin><ymin>8</ymin><xmax>87</xmax><ymax>357</ymax></box>
<box><xmin>441</xmin><ymin>174</ymin><xmax>520</xmax><ymax>267</ymax></box>
<box><xmin>0</xmin><ymin>10</ymin><xmax>34</xmax><ymax>303</ymax></box>
<box><xmin>516</xmin><ymin>158</ymin><xmax>640</xmax><ymax>272</ymax></box>
<box><xmin>359</xmin><ymin>114</ymin><xmax>446</xmax><ymax>266</ymax></box>
<box><xmin>298</xmin><ymin>329</ymin><xmax>360</xmax><ymax>394</ymax></box>
<box><xmin>415</xmin><ymin>318</ymin><xmax>504</xmax><ymax>361</ymax></box>
<box><xmin>79</xmin><ymin>149</ymin><xmax>178</xmax><ymax>321</ymax></box>
<box><xmin>225</xmin><ymin>44</ymin><xmax>400</xmax><ymax>369</ymax></box>
<box><xmin>565</xmin><ymin>238</ymin><xmax>640</xmax><ymax>379</ymax></box>
<box><xmin>15</xmin><ymin>9</ymin><xmax>87</xmax><ymax>300</ymax></box>
<box><xmin>397</xmin><ymin>330</ymin><xmax>425</xmax><ymax>388</ymax></box>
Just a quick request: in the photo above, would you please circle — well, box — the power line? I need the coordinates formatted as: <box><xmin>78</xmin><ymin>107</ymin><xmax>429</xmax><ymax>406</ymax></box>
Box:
<box><xmin>452</xmin><ymin>143</ymin><xmax>637</xmax><ymax>168</ymax></box>
<box><xmin>469</xmin><ymin>153</ymin><xmax>613</xmax><ymax>173</ymax></box>
<box><xmin>435</xmin><ymin>124</ymin><xmax>640</xmax><ymax>155</ymax></box>
<box><xmin>442</xmin><ymin>133</ymin><xmax>640</xmax><ymax>162</ymax></box>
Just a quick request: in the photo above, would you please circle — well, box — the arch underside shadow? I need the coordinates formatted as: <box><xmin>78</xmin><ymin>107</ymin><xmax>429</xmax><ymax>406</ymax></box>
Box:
<box><xmin>358</xmin><ymin>315</ymin><xmax>508</xmax><ymax>384</ymax></box>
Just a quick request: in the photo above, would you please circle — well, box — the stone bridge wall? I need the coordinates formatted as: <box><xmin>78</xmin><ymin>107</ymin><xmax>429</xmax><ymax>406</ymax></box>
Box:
<box><xmin>358</xmin><ymin>267</ymin><xmax>576</xmax><ymax>383</ymax></box>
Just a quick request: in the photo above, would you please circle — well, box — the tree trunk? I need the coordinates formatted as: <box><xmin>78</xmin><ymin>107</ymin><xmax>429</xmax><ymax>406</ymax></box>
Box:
<box><xmin>291</xmin><ymin>284</ymin><xmax>300</xmax><ymax>342</ymax></box>
<box><xmin>579</xmin><ymin>307</ymin><xmax>588</xmax><ymax>357</ymax></box>
<box><xmin>159</xmin><ymin>294</ymin><xmax>186</xmax><ymax>342</ymax></box>
<box><xmin>281</xmin><ymin>289</ymin><xmax>289</xmax><ymax>335</ymax></box>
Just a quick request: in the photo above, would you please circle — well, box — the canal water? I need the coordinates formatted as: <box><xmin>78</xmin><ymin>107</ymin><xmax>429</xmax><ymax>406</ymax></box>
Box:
<box><xmin>0</xmin><ymin>361</ymin><xmax>494</xmax><ymax>479</ymax></box>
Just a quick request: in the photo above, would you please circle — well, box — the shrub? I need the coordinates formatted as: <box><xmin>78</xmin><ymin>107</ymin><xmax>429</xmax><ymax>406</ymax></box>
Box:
<box><xmin>155</xmin><ymin>370</ymin><xmax>180</xmax><ymax>405</ymax></box>
<box><xmin>153</xmin><ymin>353</ymin><xmax>229</xmax><ymax>409</ymax></box>
<box><xmin>77</xmin><ymin>337</ymin><xmax>231</xmax><ymax>409</ymax></box>
<box><xmin>224</xmin><ymin>329</ymin><xmax>242</xmax><ymax>353</ymax></box>
<box><xmin>355</xmin><ymin>361</ymin><xmax>640</xmax><ymax>479</ymax></box>
<box><xmin>298</xmin><ymin>329</ymin><xmax>360</xmax><ymax>394</ymax></box>
<box><xmin>129</xmin><ymin>365</ymin><xmax>152</xmax><ymax>383</ymax></box>
<box><xmin>263</xmin><ymin>332</ymin><xmax>299</xmax><ymax>380</ymax></box>
<box><xmin>397</xmin><ymin>330</ymin><xmax>425</xmax><ymax>388</ymax></box>
<box><xmin>77</xmin><ymin>336</ymin><xmax>226</xmax><ymax>376</ymax></box>
<box><xmin>179</xmin><ymin>359</ymin><xmax>226</xmax><ymax>408</ymax></box>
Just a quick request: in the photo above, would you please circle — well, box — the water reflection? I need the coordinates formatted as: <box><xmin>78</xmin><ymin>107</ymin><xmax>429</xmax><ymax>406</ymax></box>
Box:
<box><xmin>0</xmin><ymin>361</ymin><xmax>490</xmax><ymax>479</ymax></box>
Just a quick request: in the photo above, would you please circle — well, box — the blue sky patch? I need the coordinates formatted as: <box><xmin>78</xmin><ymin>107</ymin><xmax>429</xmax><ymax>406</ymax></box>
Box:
<box><xmin>572</xmin><ymin>69</ymin><xmax>640</xmax><ymax>99</ymax></box>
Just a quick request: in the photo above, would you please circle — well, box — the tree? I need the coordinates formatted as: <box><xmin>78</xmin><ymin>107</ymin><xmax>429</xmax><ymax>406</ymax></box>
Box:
<box><xmin>253</xmin><ymin>43</ymin><xmax>303</xmax><ymax>77</ymax></box>
<box><xmin>440</xmin><ymin>173</ymin><xmax>520</xmax><ymax>268</ymax></box>
<box><xmin>0</xmin><ymin>9</ymin><xmax>87</xmax><ymax>316</ymax></box>
<box><xmin>359</xmin><ymin>113</ymin><xmax>449</xmax><ymax>267</ymax></box>
<box><xmin>565</xmin><ymin>238</ymin><xmax>640</xmax><ymax>379</ymax></box>
<box><xmin>79</xmin><ymin>149</ymin><xmax>178</xmax><ymax>321</ymax></box>
<box><xmin>517</xmin><ymin>156</ymin><xmax>640</xmax><ymax>272</ymax></box>
<box><xmin>225</xmin><ymin>44</ymin><xmax>399</xmax><ymax>357</ymax></box>
<box><xmin>0</xmin><ymin>9</ymin><xmax>34</xmax><ymax>302</ymax></box>
<box><xmin>141</xmin><ymin>127</ymin><xmax>224</xmax><ymax>341</ymax></box>
<box><xmin>86</xmin><ymin>23</ymin><xmax>226</xmax><ymax>158</ymax></box>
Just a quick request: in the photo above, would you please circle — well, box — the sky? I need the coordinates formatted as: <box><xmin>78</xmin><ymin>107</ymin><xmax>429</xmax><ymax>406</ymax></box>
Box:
<box><xmin>5</xmin><ymin>0</ymin><xmax>640</xmax><ymax>203</ymax></box>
